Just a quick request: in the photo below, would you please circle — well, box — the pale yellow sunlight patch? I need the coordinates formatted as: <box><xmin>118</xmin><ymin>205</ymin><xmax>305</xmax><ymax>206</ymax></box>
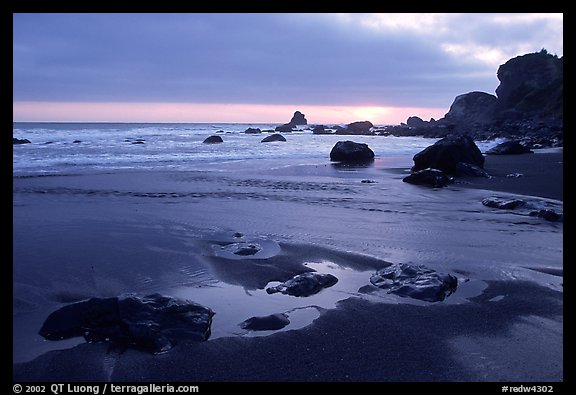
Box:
<box><xmin>13</xmin><ymin>102</ymin><xmax>447</xmax><ymax>126</ymax></box>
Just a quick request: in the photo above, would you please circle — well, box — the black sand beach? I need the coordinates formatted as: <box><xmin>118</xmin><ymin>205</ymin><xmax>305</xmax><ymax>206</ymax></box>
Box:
<box><xmin>12</xmin><ymin>149</ymin><xmax>563</xmax><ymax>382</ymax></box>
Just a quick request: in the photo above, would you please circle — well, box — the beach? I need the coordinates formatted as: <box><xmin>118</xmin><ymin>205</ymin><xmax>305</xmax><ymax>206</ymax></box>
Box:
<box><xmin>12</xmin><ymin>149</ymin><xmax>563</xmax><ymax>382</ymax></box>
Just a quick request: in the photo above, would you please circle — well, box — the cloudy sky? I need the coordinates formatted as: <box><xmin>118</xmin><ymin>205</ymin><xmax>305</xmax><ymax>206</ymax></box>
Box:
<box><xmin>13</xmin><ymin>13</ymin><xmax>563</xmax><ymax>124</ymax></box>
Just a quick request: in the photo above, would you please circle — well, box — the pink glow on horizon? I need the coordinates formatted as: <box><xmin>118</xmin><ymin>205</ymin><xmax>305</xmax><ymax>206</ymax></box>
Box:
<box><xmin>13</xmin><ymin>102</ymin><xmax>447</xmax><ymax>125</ymax></box>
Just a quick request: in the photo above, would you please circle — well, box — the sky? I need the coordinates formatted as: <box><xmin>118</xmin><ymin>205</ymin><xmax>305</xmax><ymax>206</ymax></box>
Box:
<box><xmin>13</xmin><ymin>13</ymin><xmax>563</xmax><ymax>125</ymax></box>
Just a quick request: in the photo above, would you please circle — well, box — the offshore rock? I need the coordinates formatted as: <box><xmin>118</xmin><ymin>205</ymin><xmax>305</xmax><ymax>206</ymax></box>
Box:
<box><xmin>266</xmin><ymin>272</ymin><xmax>338</xmax><ymax>297</ymax></box>
<box><xmin>336</xmin><ymin>120</ymin><xmax>374</xmax><ymax>135</ymax></box>
<box><xmin>289</xmin><ymin>111</ymin><xmax>307</xmax><ymax>125</ymax></box>
<box><xmin>275</xmin><ymin>111</ymin><xmax>307</xmax><ymax>132</ymax></box>
<box><xmin>370</xmin><ymin>263</ymin><xmax>458</xmax><ymax>302</ymax></box>
<box><xmin>244</xmin><ymin>128</ymin><xmax>262</xmax><ymax>134</ymax></box>
<box><xmin>39</xmin><ymin>293</ymin><xmax>214</xmax><ymax>353</ymax></box>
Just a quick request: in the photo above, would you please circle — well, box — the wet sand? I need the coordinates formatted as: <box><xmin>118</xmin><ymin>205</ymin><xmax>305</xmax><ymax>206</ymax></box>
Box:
<box><xmin>456</xmin><ymin>148</ymin><xmax>563</xmax><ymax>200</ymax></box>
<box><xmin>12</xmin><ymin>150</ymin><xmax>563</xmax><ymax>382</ymax></box>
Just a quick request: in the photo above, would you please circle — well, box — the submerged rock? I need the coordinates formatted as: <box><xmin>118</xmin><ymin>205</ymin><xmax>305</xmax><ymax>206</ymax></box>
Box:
<box><xmin>222</xmin><ymin>242</ymin><xmax>263</xmax><ymax>256</ymax></box>
<box><xmin>13</xmin><ymin>138</ymin><xmax>31</xmax><ymax>145</ymax></box>
<box><xmin>239</xmin><ymin>313</ymin><xmax>290</xmax><ymax>331</ymax></box>
<box><xmin>370</xmin><ymin>263</ymin><xmax>458</xmax><ymax>302</ymax></box>
<box><xmin>39</xmin><ymin>293</ymin><xmax>214</xmax><ymax>353</ymax></box>
<box><xmin>266</xmin><ymin>272</ymin><xmax>338</xmax><ymax>297</ymax></box>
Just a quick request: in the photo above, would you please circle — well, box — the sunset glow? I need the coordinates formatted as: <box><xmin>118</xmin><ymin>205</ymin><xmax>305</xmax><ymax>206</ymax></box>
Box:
<box><xmin>12</xmin><ymin>102</ymin><xmax>447</xmax><ymax>125</ymax></box>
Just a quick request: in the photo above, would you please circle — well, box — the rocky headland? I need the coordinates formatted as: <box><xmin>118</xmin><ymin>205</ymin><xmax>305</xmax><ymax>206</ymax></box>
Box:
<box><xmin>298</xmin><ymin>50</ymin><xmax>562</xmax><ymax>150</ymax></box>
<box><xmin>380</xmin><ymin>50</ymin><xmax>563</xmax><ymax>147</ymax></box>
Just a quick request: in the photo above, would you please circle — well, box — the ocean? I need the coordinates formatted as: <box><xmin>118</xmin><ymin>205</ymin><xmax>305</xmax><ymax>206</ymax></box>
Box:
<box><xmin>13</xmin><ymin>122</ymin><xmax>503</xmax><ymax>176</ymax></box>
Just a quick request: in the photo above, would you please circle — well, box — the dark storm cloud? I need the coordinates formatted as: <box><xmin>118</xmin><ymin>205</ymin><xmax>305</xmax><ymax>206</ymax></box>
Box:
<box><xmin>13</xmin><ymin>13</ymin><xmax>562</xmax><ymax>108</ymax></box>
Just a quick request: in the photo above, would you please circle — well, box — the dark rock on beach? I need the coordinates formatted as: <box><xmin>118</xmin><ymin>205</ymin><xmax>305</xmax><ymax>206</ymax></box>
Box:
<box><xmin>370</xmin><ymin>263</ymin><xmax>458</xmax><ymax>302</ymax></box>
<box><xmin>411</xmin><ymin>134</ymin><xmax>484</xmax><ymax>174</ymax></box>
<box><xmin>454</xmin><ymin>162</ymin><xmax>490</xmax><ymax>178</ymax></box>
<box><xmin>239</xmin><ymin>313</ymin><xmax>290</xmax><ymax>331</ymax></box>
<box><xmin>13</xmin><ymin>138</ymin><xmax>31</xmax><ymax>144</ymax></box>
<box><xmin>482</xmin><ymin>197</ymin><xmax>526</xmax><ymax>210</ymax></box>
<box><xmin>529</xmin><ymin>209</ymin><xmax>563</xmax><ymax>222</ymax></box>
<box><xmin>261</xmin><ymin>133</ymin><xmax>286</xmax><ymax>143</ymax></box>
<box><xmin>403</xmin><ymin>168</ymin><xmax>454</xmax><ymax>188</ymax></box>
<box><xmin>39</xmin><ymin>293</ymin><xmax>214</xmax><ymax>353</ymax></box>
<box><xmin>266</xmin><ymin>272</ymin><xmax>338</xmax><ymax>297</ymax></box>
<box><xmin>203</xmin><ymin>135</ymin><xmax>224</xmax><ymax>144</ymax></box>
<box><xmin>485</xmin><ymin>140</ymin><xmax>533</xmax><ymax>155</ymax></box>
<box><xmin>330</xmin><ymin>141</ymin><xmax>375</xmax><ymax>163</ymax></box>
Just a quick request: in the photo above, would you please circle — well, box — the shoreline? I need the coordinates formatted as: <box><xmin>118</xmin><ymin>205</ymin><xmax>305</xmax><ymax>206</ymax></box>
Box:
<box><xmin>12</xmin><ymin>147</ymin><xmax>563</xmax><ymax>381</ymax></box>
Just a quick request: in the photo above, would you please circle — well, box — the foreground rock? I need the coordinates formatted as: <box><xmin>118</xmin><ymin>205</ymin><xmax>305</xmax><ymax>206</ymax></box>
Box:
<box><xmin>239</xmin><ymin>313</ymin><xmax>290</xmax><ymax>331</ymax></box>
<box><xmin>330</xmin><ymin>141</ymin><xmax>375</xmax><ymax>163</ymax></box>
<box><xmin>403</xmin><ymin>168</ymin><xmax>454</xmax><ymax>188</ymax></box>
<box><xmin>203</xmin><ymin>135</ymin><xmax>224</xmax><ymax>144</ymax></box>
<box><xmin>39</xmin><ymin>293</ymin><xmax>214</xmax><ymax>353</ymax></box>
<box><xmin>261</xmin><ymin>133</ymin><xmax>286</xmax><ymax>143</ymax></box>
<box><xmin>13</xmin><ymin>138</ymin><xmax>31</xmax><ymax>144</ymax></box>
<box><xmin>411</xmin><ymin>134</ymin><xmax>484</xmax><ymax>174</ymax></box>
<box><xmin>266</xmin><ymin>272</ymin><xmax>338</xmax><ymax>297</ymax></box>
<box><xmin>485</xmin><ymin>140</ymin><xmax>533</xmax><ymax>155</ymax></box>
<box><xmin>370</xmin><ymin>263</ymin><xmax>458</xmax><ymax>302</ymax></box>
